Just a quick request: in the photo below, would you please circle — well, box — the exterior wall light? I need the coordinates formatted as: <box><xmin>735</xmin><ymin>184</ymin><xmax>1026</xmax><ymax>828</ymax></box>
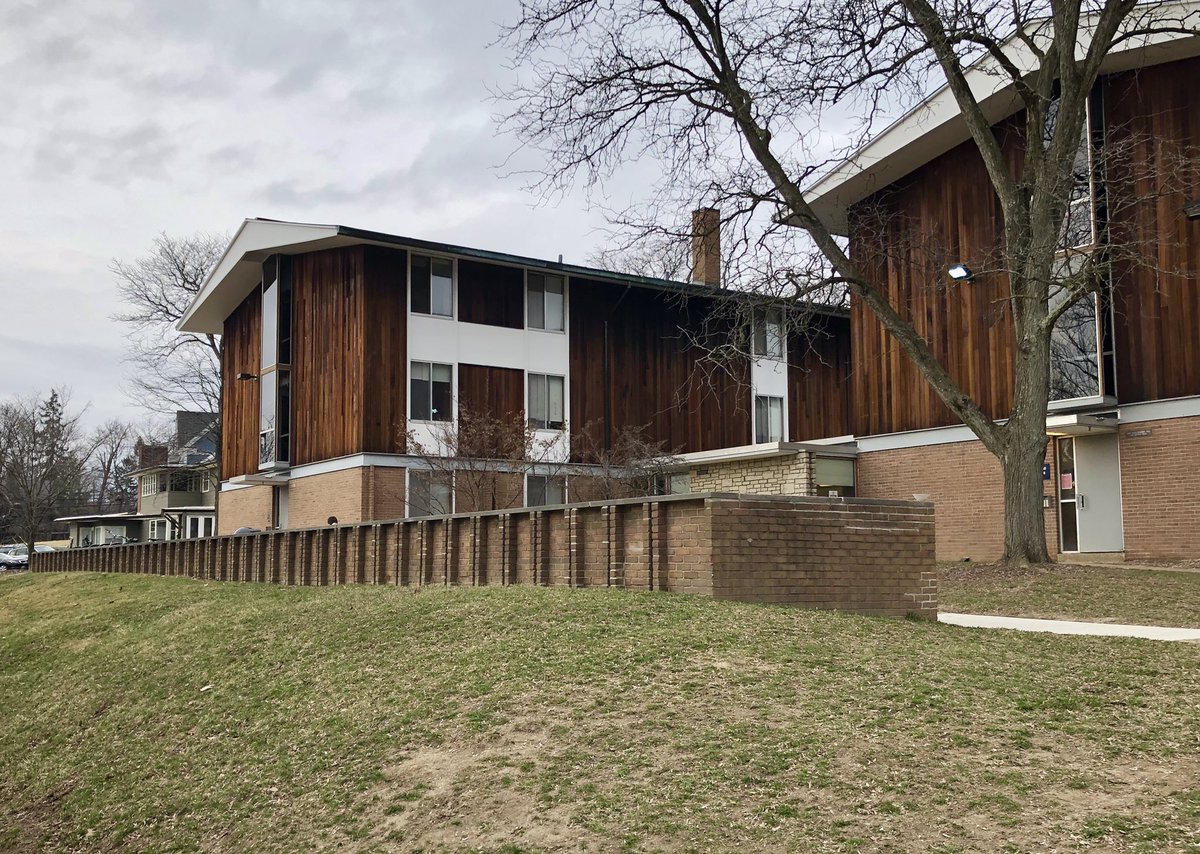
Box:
<box><xmin>236</xmin><ymin>372</ymin><xmax>259</xmax><ymax>381</ymax></box>
<box><xmin>947</xmin><ymin>264</ymin><xmax>973</xmax><ymax>281</ymax></box>
<box><xmin>1185</xmin><ymin>199</ymin><xmax>1200</xmax><ymax>220</ymax></box>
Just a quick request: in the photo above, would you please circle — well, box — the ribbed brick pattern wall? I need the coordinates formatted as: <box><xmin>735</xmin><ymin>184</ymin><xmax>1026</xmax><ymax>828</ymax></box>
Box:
<box><xmin>1119</xmin><ymin>416</ymin><xmax>1200</xmax><ymax>560</ymax></box>
<box><xmin>689</xmin><ymin>454</ymin><xmax>813</xmax><ymax>495</ymax></box>
<box><xmin>32</xmin><ymin>494</ymin><xmax>936</xmax><ymax>618</ymax></box>
<box><xmin>856</xmin><ymin>441</ymin><xmax>1058</xmax><ymax>562</ymax></box>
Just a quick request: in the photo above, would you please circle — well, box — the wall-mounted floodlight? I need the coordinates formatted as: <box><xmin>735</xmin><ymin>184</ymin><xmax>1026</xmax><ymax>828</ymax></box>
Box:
<box><xmin>235</xmin><ymin>372</ymin><xmax>259</xmax><ymax>381</ymax></box>
<box><xmin>947</xmin><ymin>264</ymin><xmax>974</xmax><ymax>281</ymax></box>
<box><xmin>1185</xmin><ymin>199</ymin><xmax>1200</xmax><ymax>220</ymax></box>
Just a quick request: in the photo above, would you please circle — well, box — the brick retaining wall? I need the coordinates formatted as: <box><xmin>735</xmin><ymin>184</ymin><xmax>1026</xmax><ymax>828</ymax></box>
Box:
<box><xmin>32</xmin><ymin>493</ymin><xmax>937</xmax><ymax>618</ymax></box>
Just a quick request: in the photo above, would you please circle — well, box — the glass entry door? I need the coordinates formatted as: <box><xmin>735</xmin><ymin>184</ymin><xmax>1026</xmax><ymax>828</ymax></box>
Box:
<box><xmin>1057</xmin><ymin>438</ymin><xmax>1079</xmax><ymax>552</ymax></box>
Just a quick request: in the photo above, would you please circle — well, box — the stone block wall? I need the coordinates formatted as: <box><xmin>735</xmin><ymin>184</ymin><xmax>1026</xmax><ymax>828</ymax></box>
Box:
<box><xmin>689</xmin><ymin>453</ymin><xmax>813</xmax><ymax>496</ymax></box>
<box><xmin>34</xmin><ymin>493</ymin><xmax>937</xmax><ymax>618</ymax></box>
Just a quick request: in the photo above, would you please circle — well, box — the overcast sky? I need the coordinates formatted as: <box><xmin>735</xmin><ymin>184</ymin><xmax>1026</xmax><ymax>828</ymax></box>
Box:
<box><xmin>0</xmin><ymin>0</ymin><xmax>645</xmax><ymax>427</ymax></box>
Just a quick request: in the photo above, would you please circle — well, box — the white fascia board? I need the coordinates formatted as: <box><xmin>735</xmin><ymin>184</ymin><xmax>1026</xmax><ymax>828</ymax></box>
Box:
<box><xmin>1044</xmin><ymin>413</ymin><xmax>1119</xmax><ymax>436</ymax></box>
<box><xmin>804</xmin><ymin>7</ymin><xmax>1200</xmax><ymax>234</ymax></box>
<box><xmin>680</xmin><ymin>440</ymin><xmax>859</xmax><ymax>466</ymax></box>
<box><xmin>178</xmin><ymin>219</ymin><xmax>346</xmax><ymax>334</ymax></box>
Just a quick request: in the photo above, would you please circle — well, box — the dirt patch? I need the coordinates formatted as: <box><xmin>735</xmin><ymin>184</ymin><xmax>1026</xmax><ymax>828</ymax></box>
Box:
<box><xmin>356</xmin><ymin>724</ymin><xmax>603</xmax><ymax>852</ymax></box>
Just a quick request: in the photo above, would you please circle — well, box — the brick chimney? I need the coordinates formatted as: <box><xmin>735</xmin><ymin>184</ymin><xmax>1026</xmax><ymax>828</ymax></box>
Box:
<box><xmin>691</xmin><ymin>207</ymin><xmax>721</xmax><ymax>286</ymax></box>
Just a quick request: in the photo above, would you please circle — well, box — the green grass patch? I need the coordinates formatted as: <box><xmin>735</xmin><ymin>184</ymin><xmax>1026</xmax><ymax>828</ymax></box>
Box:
<box><xmin>1</xmin><ymin>573</ymin><xmax>1198</xmax><ymax>852</ymax></box>
<box><xmin>939</xmin><ymin>562</ymin><xmax>1200</xmax><ymax>627</ymax></box>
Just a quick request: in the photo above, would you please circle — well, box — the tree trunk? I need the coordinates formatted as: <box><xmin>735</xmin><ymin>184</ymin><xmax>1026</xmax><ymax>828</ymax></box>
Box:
<box><xmin>999</xmin><ymin>274</ymin><xmax>1054</xmax><ymax>566</ymax></box>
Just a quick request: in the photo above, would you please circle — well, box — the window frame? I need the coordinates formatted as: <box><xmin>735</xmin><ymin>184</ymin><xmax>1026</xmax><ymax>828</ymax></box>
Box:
<box><xmin>754</xmin><ymin>395</ymin><xmax>784</xmax><ymax>444</ymax></box>
<box><xmin>751</xmin><ymin>306</ymin><xmax>785</xmax><ymax>359</ymax></box>
<box><xmin>407</xmin><ymin>470</ymin><xmax>454</xmax><ymax>518</ymax></box>
<box><xmin>526</xmin><ymin>473</ymin><xmax>567</xmax><ymax>507</ymax></box>
<box><xmin>526</xmin><ymin>271</ymin><xmax>566</xmax><ymax>332</ymax></box>
<box><xmin>527</xmin><ymin>372</ymin><xmax>566</xmax><ymax>430</ymax></box>
<box><xmin>410</xmin><ymin>253</ymin><xmax>456</xmax><ymax>319</ymax></box>
<box><xmin>409</xmin><ymin>361</ymin><xmax>455</xmax><ymax>423</ymax></box>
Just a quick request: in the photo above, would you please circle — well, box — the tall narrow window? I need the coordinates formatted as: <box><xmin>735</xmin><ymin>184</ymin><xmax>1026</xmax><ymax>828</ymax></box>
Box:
<box><xmin>527</xmin><ymin>473</ymin><xmax>566</xmax><ymax>506</ymax></box>
<box><xmin>411</xmin><ymin>254</ymin><xmax>454</xmax><ymax>317</ymax></box>
<box><xmin>754</xmin><ymin>395</ymin><xmax>783</xmax><ymax>443</ymax></box>
<box><xmin>260</xmin><ymin>254</ymin><xmax>292</xmax><ymax>469</ymax></box>
<box><xmin>409</xmin><ymin>471</ymin><xmax>453</xmax><ymax>517</ymax></box>
<box><xmin>752</xmin><ymin>307</ymin><xmax>784</xmax><ymax>358</ymax></box>
<box><xmin>410</xmin><ymin>361</ymin><xmax>453</xmax><ymax>421</ymax></box>
<box><xmin>528</xmin><ymin>373</ymin><xmax>565</xmax><ymax>429</ymax></box>
<box><xmin>527</xmin><ymin>272</ymin><xmax>565</xmax><ymax>331</ymax></box>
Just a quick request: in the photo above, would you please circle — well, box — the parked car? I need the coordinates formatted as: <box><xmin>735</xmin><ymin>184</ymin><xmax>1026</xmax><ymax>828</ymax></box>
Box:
<box><xmin>0</xmin><ymin>546</ymin><xmax>29</xmax><ymax>569</ymax></box>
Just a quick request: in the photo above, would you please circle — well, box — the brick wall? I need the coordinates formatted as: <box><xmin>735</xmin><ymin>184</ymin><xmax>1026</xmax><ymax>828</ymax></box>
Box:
<box><xmin>856</xmin><ymin>440</ymin><xmax>1058</xmax><ymax>562</ymax></box>
<box><xmin>1119</xmin><ymin>415</ymin><xmax>1200</xmax><ymax>560</ymax></box>
<box><xmin>34</xmin><ymin>493</ymin><xmax>937</xmax><ymax>618</ymax></box>
<box><xmin>217</xmin><ymin>486</ymin><xmax>274</xmax><ymax>535</ymax></box>
<box><xmin>288</xmin><ymin>468</ymin><xmax>370</xmax><ymax>528</ymax></box>
<box><xmin>689</xmin><ymin>453</ymin><xmax>813</xmax><ymax>496</ymax></box>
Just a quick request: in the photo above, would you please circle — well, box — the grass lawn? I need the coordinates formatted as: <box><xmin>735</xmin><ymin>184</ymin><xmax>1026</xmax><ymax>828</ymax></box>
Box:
<box><xmin>2</xmin><ymin>574</ymin><xmax>1199</xmax><ymax>853</ymax></box>
<box><xmin>938</xmin><ymin>562</ymin><xmax>1200</xmax><ymax>628</ymax></box>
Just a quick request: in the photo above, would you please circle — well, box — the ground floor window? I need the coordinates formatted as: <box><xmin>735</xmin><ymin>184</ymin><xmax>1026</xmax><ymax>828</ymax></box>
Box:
<box><xmin>814</xmin><ymin>456</ymin><xmax>855</xmax><ymax>497</ymax></box>
<box><xmin>185</xmin><ymin>516</ymin><xmax>215</xmax><ymax>539</ymax></box>
<box><xmin>409</xmin><ymin>471</ymin><xmax>454</xmax><ymax>517</ymax></box>
<box><xmin>527</xmin><ymin>473</ymin><xmax>566</xmax><ymax>506</ymax></box>
<box><xmin>147</xmin><ymin>518</ymin><xmax>174</xmax><ymax>541</ymax></box>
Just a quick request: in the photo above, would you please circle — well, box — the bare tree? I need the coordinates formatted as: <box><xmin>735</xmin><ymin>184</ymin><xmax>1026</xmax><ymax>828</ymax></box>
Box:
<box><xmin>87</xmin><ymin>419</ymin><xmax>138</xmax><ymax>514</ymax></box>
<box><xmin>112</xmin><ymin>232</ymin><xmax>227</xmax><ymax>417</ymax></box>
<box><xmin>500</xmin><ymin>0</ymin><xmax>1199</xmax><ymax>564</ymax></box>
<box><xmin>0</xmin><ymin>391</ymin><xmax>96</xmax><ymax>548</ymax></box>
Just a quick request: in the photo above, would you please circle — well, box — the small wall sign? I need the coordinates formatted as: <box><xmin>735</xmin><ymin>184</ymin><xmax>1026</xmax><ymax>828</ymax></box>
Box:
<box><xmin>1127</xmin><ymin>429</ymin><xmax>1152</xmax><ymax>438</ymax></box>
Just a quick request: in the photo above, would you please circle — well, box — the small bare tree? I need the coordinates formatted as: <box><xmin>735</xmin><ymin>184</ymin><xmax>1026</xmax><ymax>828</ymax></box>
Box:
<box><xmin>573</xmin><ymin>423</ymin><xmax>684</xmax><ymax>500</ymax></box>
<box><xmin>403</xmin><ymin>408</ymin><xmax>571</xmax><ymax>514</ymax></box>
<box><xmin>87</xmin><ymin>419</ymin><xmax>138</xmax><ymax>514</ymax></box>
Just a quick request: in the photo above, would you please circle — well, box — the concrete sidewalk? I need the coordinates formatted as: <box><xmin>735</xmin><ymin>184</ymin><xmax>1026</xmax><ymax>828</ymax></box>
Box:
<box><xmin>939</xmin><ymin>612</ymin><xmax>1200</xmax><ymax>642</ymax></box>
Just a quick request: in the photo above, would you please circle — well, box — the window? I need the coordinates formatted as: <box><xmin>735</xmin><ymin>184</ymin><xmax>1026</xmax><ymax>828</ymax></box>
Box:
<box><xmin>814</xmin><ymin>457</ymin><xmax>856</xmax><ymax>498</ymax></box>
<box><xmin>527</xmin><ymin>272</ymin><xmax>565</xmax><ymax>331</ymax></box>
<box><xmin>752</xmin><ymin>307</ymin><xmax>784</xmax><ymax>358</ymax></box>
<box><xmin>412</xmin><ymin>254</ymin><xmax>454</xmax><ymax>317</ymax></box>
<box><xmin>528</xmin><ymin>373</ymin><xmax>565</xmax><ymax>430</ymax></box>
<box><xmin>146</xmin><ymin>519</ymin><xmax>172</xmax><ymax>541</ymax></box>
<box><xmin>527</xmin><ymin>474</ymin><xmax>566</xmax><ymax>506</ymax></box>
<box><xmin>259</xmin><ymin>369</ymin><xmax>277</xmax><ymax>467</ymax></box>
<box><xmin>201</xmin><ymin>471</ymin><xmax>212</xmax><ymax>493</ymax></box>
<box><xmin>410</xmin><ymin>362</ymin><xmax>453</xmax><ymax>421</ymax></box>
<box><xmin>409</xmin><ymin>471</ymin><xmax>453</xmax><ymax>517</ymax></box>
<box><xmin>141</xmin><ymin>475</ymin><xmax>161</xmax><ymax>497</ymax></box>
<box><xmin>259</xmin><ymin>254</ymin><xmax>292</xmax><ymax>469</ymax></box>
<box><xmin>185</xmin><ymin>516</ymin><xmax>215</xmax><ymax>539</ymax></box>
<box><xmin>754</xmin><ymin>395</ymin><xmax>784</xmax><ymax>444</ymax></box>
<box><xmin>167</xmin><ymin>471</ymin><xmax>198</xmax><ymax>492</ymax></box>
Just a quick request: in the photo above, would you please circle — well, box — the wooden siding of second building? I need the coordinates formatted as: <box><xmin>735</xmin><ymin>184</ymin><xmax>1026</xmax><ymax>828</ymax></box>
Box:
<box><xmin>220</xmin><ymin>289</ymin><xmax>262</xmax><ymax>481</ymax></box>
<box><xmin>848</xmin><ymin>55</ymin><xmax>1200</xmax><ymax>436</ymax></box>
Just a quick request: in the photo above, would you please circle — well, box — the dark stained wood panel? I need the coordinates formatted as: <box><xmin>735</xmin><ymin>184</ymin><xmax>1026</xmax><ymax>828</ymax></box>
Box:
<box><xmin>848</xmin><ymin>129</ymin><xmax>1019</xmax><ymax>436</ymax></box>
<box><xmin>568</xmin><ymin>279</ymin><xmax>751</xmax><ymax>458</ymax></box>
<box><xmin>459</xmin><ymin>363</ymin><xmax>525</xmax><ymax>421</ymax></box>
<box><xmin>362</xmin><ymin>246</ymin><xmax>408</xmax><ymax>454</ymax></box>
<box><xmin>1104</xmin><ymin>57</ymin><xmax>1200</xmax><ymax>403</ymax></box>
<box><xmin>290</xmin><ymin>246</ymin><xmax>368</xmax><ymax>465</ymax></box>
<box><xmin>788</xmin><ymin>315</ymin><xmax>853</xmax><ymax>440</ymax></box>
<box><xmin>220</xmin><ymin>288</ymin><xmax>262</xmax><ymax>481</ymax></box>
<box><xmin>458</xmin><ymin>259</ymin><xmax>525</xmax><ymax>329</ymax></box>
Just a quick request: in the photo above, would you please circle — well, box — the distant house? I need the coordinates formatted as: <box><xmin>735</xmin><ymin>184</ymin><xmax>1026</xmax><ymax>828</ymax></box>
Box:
<box><xmin>59</xmin><ymin>412</ymin><xmax>218</xmax><ymax>547</ymax></box>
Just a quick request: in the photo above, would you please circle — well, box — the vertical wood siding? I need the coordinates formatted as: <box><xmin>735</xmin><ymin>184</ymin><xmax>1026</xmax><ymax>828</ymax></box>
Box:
<box><xmin>848</xmin><ymin>124</ymin><xmax>1023</xmax><ymax>436</ymax></box>
<box><xmin>457</xmin><ymin>259</ymin><xmax>525</xmax><ymax>329</ymax></box>
<box><xmin>362</xmin><ymin>246</ymin><xmax>408</xmax><ymax>454</ymax></box>
<box><xmin>291</xmin><ymin>246</ymin><xmax>368</xmax><ymax>465</ymax></box>
<box><xmin>1105</xmin><ymin>57</ymin><xmax>1200</xmax><ymax>402</ymax></box>
<box><xmin>459</xmin><ymin>363</ymin><xmax>525</xmax><ymax>421</ymax></box>
<box><xmin>221</xmin><ymin>289</ymin><xmax>262</xmax><ymax>481</ymax></box>
<box><xmin>568</xmin><ymin>279</ymin><xmax>751</xmax><ymax>456</ymax></box>
<box><xmin>788</xmin><ymin>315</ymin><xmax>853</xmax><ymax>441</ymax></box>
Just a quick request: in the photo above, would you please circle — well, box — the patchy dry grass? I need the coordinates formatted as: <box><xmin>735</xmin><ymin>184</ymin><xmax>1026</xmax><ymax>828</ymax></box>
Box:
<box><xmin>939</xmin><ymin>562</ymin><xmax>1200</xmax><ymax>628</ymax></box>
<box><xmin>1</xmin><ymin>572</ymin><xmax>1199</xmax><ymax>853</ymax></box>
